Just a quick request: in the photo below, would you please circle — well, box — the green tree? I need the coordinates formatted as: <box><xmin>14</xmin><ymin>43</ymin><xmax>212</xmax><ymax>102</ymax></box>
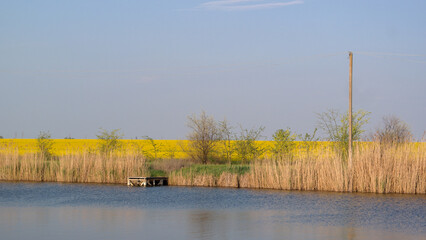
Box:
<box><xmin>317</xmin><ymin>109</ymin><xmax>370</xmax><ymax>156</ymax></box>
<box><xmin>234</xmin><ymin>125</ymin><xmax>265</xmax><ymax>163</ymax></box>
<box><xmin>272</xmin><ymin>128</ymin><xmax>297</xmax><ymax>160</ymax></box>
<box><xmin>96</xmin><ymin>129</ymin><xmax>123</xmax><ymax>154</ymax></box>
<box><xmin>37</xmin><ymin>131</ymin><xmax>54</xmax><ymax>161</ymax></box>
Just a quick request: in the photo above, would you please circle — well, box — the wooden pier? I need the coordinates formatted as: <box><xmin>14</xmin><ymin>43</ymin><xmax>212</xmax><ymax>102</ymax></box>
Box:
<box><xmin>127</xmin><ymin>177</ymin><xmax>168</xmax><ymax>187</ymax></box>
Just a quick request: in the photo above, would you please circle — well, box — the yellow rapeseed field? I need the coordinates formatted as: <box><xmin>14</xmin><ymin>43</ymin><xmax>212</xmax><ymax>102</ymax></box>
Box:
<box><xmin>1</xmin><ymin>138</ymin><xmax>423</xmax><ymax>160</ymax></box>
<box><xmin>0</xmin><ymin>139</ymin><xmax>334</xmax><ymax>159</ymax></box>
<box><xmin>0</xmin><ymin>139</ymin><xmax>187</xmax><ymax>158</ymax></box>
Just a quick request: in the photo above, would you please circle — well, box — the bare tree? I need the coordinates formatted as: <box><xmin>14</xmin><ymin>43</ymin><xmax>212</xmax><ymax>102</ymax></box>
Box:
<box><xmin>373</xmin><ymin>115</ymin><xmax>412</xmax><ymax>144</ymax></box>
<box><xmin>187</xmin><ymin>111</ymin><xmax>219</xmax><ymax>164</ymax></box>
<box><xmin>218</xmin><ymin>119</ymin><xmax>234</xmax><ymax>164</ymax></box>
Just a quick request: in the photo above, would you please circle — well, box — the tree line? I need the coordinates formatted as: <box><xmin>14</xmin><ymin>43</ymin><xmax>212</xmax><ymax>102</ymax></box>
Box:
<box><xmin>186</xmin><ymin>110</ymin><xmax>414</xmax><ymax>164</ymax></box>
<box><xmin>29</xmin><ymin>109</ymin><xmax>415</xmax><ymax>164</ymax></box>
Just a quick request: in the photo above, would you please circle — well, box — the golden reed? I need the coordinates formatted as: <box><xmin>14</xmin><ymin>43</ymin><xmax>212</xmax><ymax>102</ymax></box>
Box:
<box><xmin>170</xmin><ymin>142</ymin><xmax>425</xmax><ymax>194</ymax></box>
<box><xmin>0</xmin><ymin>148</ymin><xmax>147</xmax><ymax>184</ymax></box>
<box><xmin>1</xmin><ymin>142</ymin><xmax>424</xmax><ymax>194</ymax></box>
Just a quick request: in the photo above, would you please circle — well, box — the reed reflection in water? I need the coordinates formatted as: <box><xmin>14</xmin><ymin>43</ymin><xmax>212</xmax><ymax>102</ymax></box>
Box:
<box><xmin>1</xmin><ymin>207</ymin><xmax>423</xmax><ymax>240</ymax></box>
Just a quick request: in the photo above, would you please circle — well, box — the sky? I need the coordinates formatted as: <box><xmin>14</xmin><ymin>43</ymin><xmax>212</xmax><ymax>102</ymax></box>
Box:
<box><xmin>1</xmin><ymin>0</ymin><xmax>425</xmax><ymax>140</ymax></box>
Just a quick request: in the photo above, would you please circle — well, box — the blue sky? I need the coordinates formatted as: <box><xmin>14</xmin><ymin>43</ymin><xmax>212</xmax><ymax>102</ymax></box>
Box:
<box><xmin>1</xmin><ymin>0</ymin><xmax>425</xmax><ymax>139</ymax></box>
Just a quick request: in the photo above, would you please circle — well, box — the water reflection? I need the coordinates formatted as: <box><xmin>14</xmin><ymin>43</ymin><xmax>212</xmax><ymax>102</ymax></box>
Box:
<box><xmin>0</xmin><ymin>182</ymin><xmax>425</xmax><ymax>240</ymax></box>
<box><xmin>1</xmin><ymin>206</ymin><xmax>424</xmax><ymax>240</ymax></box>
<box><xmin>188</xmin><ymin>210</ymin><xmax>214</xmax><ymax>239</ymax></box>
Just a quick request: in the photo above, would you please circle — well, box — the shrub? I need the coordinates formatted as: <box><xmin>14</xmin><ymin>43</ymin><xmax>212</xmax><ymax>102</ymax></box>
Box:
<box><xmin>37</xmin><ymin>131</ymin><xmax>54</xmax><ymax>161</ymax></box>
<box><xmin>143</xmin><ymin>136</ymin><xmax>163</xmax><ymax>160</ymax></box>
<box><xmin>298</xmin><ymin>128</ymin><xmax>319</xmax><ymax>155</ymax></box>
<box><xmin>234</xmin><ymin>125</ymin><xmax>265</xmax><ymax>162</ymax></box>
<box><xmin>373</xmin><ymin>115</ymin><xmax>412</xmax><ymax>144</ymax></box>
<box><xmin>272</xmin><ymin>128</ymin><xmax>297</xmax><ymax>160</ymax></box>
<box><xmin>96</xmin><ymin>129</ymin><xmax>123</xmax><ymax>154</ymax></box>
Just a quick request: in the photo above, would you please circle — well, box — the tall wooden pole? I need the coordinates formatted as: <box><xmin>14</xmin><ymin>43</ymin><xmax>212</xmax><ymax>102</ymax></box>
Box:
<box><xmin>348</xmin><ymin>52</ymin><xmax>353</xmax><ymax>170</ymax></box>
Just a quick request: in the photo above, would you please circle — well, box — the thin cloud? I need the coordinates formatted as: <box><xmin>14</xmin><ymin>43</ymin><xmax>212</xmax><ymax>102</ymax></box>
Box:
<box><xmin>198</xmin><ymin>0</ymin><xmax>303</xmax><ymax>11</ymax></box>
<box><xmin>202</xmin><ymin>0</ymin><xmax>259</xmax><ymax>7</ymax></box>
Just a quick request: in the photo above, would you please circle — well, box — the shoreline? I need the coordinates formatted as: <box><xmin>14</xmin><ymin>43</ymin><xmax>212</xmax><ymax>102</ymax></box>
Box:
<box><xmin>1</xmin><ymin>179</ymin><xmax>424</xmax><ymax>196</ymax></box>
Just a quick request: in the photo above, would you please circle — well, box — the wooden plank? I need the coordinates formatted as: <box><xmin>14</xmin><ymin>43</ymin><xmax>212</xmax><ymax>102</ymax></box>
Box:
<box><xmin>127</xmin><ymin>177</ymin><xmax>168</xmax><ymax>187</ymax></box>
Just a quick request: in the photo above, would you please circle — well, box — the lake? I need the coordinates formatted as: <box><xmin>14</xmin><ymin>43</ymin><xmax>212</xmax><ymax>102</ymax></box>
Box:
<box><xmin>0</xmin><ymin>182</ymin><xmax>425</xmax><ymax>240</ymax></box>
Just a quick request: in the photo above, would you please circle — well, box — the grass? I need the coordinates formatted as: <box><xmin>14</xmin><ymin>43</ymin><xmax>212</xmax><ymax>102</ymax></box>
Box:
<box><xmin>176</xmin><ymin>164</ymin><xmax>250</xmax><ymax>177</ymax></box>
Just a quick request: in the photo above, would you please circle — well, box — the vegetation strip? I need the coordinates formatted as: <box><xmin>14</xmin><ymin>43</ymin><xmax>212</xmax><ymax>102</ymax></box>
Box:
<box><xmin>0</xmin><ymin>112</ymin><xmax>424</xmax><ymax>194</ymax></box>
<box><xmin>0</xmin><ymin>141</ymin><xmax>424</xmax><ymax>194</ymax></box>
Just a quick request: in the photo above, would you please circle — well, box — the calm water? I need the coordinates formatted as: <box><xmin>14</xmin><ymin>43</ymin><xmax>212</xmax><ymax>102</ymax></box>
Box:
<box><xmin>0</xmin><ymin>182</ymin><xmax>425</xmax><ymax>240</ymax></box>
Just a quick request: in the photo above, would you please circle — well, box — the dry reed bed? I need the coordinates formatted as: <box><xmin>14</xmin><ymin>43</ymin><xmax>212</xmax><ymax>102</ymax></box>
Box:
<box><xmin>1</xmin><ymin>142</ymin><xmax>424</xmax><ymax>194</ymax></box>
<box><xmin>0</xmin><ymin>149</ymin><xmax>147</xmax><ymax>184</ymax></box>
<box><xmin>170</xmin><ymin>143</ymin><xmax>425</xmax><ymax>194</ymax></box>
